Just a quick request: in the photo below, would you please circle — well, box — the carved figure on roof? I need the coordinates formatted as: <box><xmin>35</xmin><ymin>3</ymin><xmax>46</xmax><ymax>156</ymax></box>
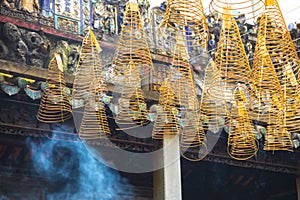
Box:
<box><xmin>24</xmin><ymin>32</ymin><xmax>44</xmax><ymax>49</ymax></box>
<box><xmin>93</xmin><ymin>2</ymin><xmax>105</xmax><ymax>30</ymax></box>
<box><xmin>15</xmin><ymin>40</ymin><xmax>28</xmax><ymax>63</ymax></box>
<box><xmin>67</xmin><ymin>46</ymin><xmax>80</xmax><ymax>74</ymax></box>
<box><xmin>3</xmin><ymin>23</ymin><xmax>21</xmax><ymax>42</ymax></box>
<box><xmin>20</xmin><ymin>0</ymin><xmax>40</xmax><ymax>13</ymax></box>
<box><xmin>1</xmin><ymin>0</ymin><xmax>17</xmax><ymax>10</ymax></box>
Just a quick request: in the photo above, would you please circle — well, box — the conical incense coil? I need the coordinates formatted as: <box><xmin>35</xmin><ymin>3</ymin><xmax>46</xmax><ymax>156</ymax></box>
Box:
<box><xmin>152</xmin><ymin>109</ymin><xmax>180</xmax><ymax>140</ymax></box>
<box><xmin>37</xmin><ymin>54</ymin><xmax>72</xmax><ymax>123</ymax></box>
<box><xmin>200</xmin><ymin>60</ymin><xmax>228</xmax><ymax>131</ymax></box>
<box><xmin>79</xmin><ymin>101</ymin><xmax>110</xmax><ymax>140</ymax></box>
<box><xmin>115</xmin><ymin>62</ymin><xmax>149</xmax><ymax>130</ymax></box>
<box><xmin>264</xmin><ymin>100</ymin><xmax>293</xmax><ymax>152</ymax></box>
<box><xmin>262</xmin><ymin>1</ymin><xmax>300</xmax><ymax>81</ymax></box>
<box><xmin>112</xmin><ymin>1</ymin><xmax>153</xmax><ymax>77</ymax></box>
<box><xmin>260</xmin><ymin>1</ymin><xmax>300</xmax><ymax>134</ymax></box>
<box><xmin>152</xmin><ymin>80</ymin><xmax>180</xmax><ymax>139</ymax></box>
<box><xmin>180</xmin><ymin>112</ymin><xmax>208</xmax><ymax>162</ymax></box>
<box><xmin>78</xmin><ymin>79</ymin><xmax>110</xmax><ymax>140</ymax></box>
<box><xmin>227</xmin><ymin>87</ymin><xmax>258</xmax><ymax>161</ymax></box>
<box><xmin>167</xmin><ymin>36</ymin><xmax>205</xmax><ymax>148</ymax></box>
<box><xmin>210</xmin><ymin>12</ymin><xmax>252</xmax><ymax>102</ymax></box>
<box><xmin>180</xmin><ymin>110</ymin><xmax>206</xmax><ymax>148</ymax></box>
<box><xmin>159</xmin><ymin>0</ymin><xmax>209</xmax><ymax>53</ymax></box>
<box><xmin>209</xmin><ymin>0</ymin><xmax>265</xmax><ymax>23</ymax></box>
<box><xmin>281</xmin><ymin>73</ymin><xmax>300</xmax><ymax>135</ymax></box>
<box><xmin>278</xmin><ymin>47</ymin><xmax>300</xmax><ymax>134</ymax></box>
<box><xmin>249</xmin><ymin>22</ymin><xmax>283</xmax><ymax>123</ymax></box>
<box><xmin>265</xmin><ymin>124</ymin><xmax>293</xmax><ymax>152</ymax></box>
<box><xmin>73</xmin><ymin>29</ymin><xmax>106</xmax><ymax>108</ymax></box>
<box><xmin>261</xmin><ymin>2</ymin><xmax>300</xmax><ymax>83</ymax></box>
<box><xmin>158</xmin><ymin>80</ymin><xmax>180</xmax><ymax>111</ymax></box>
<box><xmin>168</xmin><ymin>36</ymin><xmax>199</xmax><ymax>111</ymax></box>
<box><xmin>263</xmin><ymin>0</ymin><xmax>299</xmax><ymax>77</ymax></box>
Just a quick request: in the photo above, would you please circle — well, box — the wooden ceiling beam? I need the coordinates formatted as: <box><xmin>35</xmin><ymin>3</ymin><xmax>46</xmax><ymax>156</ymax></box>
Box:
<box><xmin>0</xmin><ymin>59</ymin><xmax>160</xmax><ymax>100</ymax></box>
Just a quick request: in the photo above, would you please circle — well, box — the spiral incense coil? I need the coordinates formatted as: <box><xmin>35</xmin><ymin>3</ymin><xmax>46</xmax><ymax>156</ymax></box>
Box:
<box><xmin>249</xmin><ymin>20</ymin><xmax>284</xmax><ymax>123</ymax></box>
<box><xmin>180</xmin><ymin>111</ymin><xmax>208</xmax><ymax>162</ymax></box>
<box><xmin>200</xmin><ymin>60</ymin><xmax>228</xmax><ymax>131</ymax></box>
<box><xmin>159</xmin><ymin>0</ymin><xmax>209</xmax><ymax>54</ymax></box>
<box><xmin>264</xmin><ymin>103</ymin><xmax>293</xmax><ymax>152</ymax></box>
<box><xmin>282</xmin><ymin>72</ymin><xmax>300</xmax><ymax>135</ymax></box>
<box><xmin>261</xmin><ymin>0</ymin><xmax>300</xmax><ymax>134</ymax></box>
<box><xmin>166</xmin><ymin>36</ymin><xmax>206</xmax><ymax>148</ymax></box>
<box><xmin>210</xmin><ymin>11</ymin><xmax>252</xmax><ymax>102</ymax></box>
<box><xmin>264</xmin><ymin>124</ymin><xmax>293</xmax><ymax>151</ymax></box>
<box><xmin>115</xmin><ymin>62</ymin><xmax>150</xmax><ymax>130</ymax></box>
<box><xmin>158</xmin><ymin>80</ymin><xmax>180</xmax><ymax>111</ymax></box>
<box><xmin>37</xmin><ymin>54</ymin><xmax>72</xmax><ymax>123</ymax></box>
<box><xmin>209</xmin><ymin>0</ymin><xmax>265</xmax><ymax>23</ymax></box>
<box><xmin>78</xmin><ymin>79</ymin><xmax>110</xmax><ymax>140</ymax></box>
<box><xmin>206</xmin><ymin>59</ymin><xmax>224</xmax><ymax>98</ymax></box>
<box><xmin>152</xmin><ymin>110</ymin><xmax>180</xmax><ymax>139</ymax></box>
<box><xmin>260</xmin><ymin>6</ymin><xmax>299</xmax><ymax>83</ymax></box>
<box><xmin>180</xmin><ymin>142</ymin><xmax>208</xmax><ymax>162</ymax></box>
<box><xmin>152</xmin><ymin>109</ymin><xmax>179</xmax><ymax>139</ymax></box>
<box><xmin>152</xmin><ymin>81</ymin><xmax>180</xmax><ymax>139</ymax></box>
<box><xmin>112</xmin><ymin>1</ymin><xmax>153</xmax><ymax>77</ymax></box>
<box><xmin>73</xmin><ymin>29</ymin><xmax>106</xmax><ymax>108</ymax></box>
<box><xmin>168</xmin><ymin>36</ymin><xmax>199</xmax><ymax>111</ymax></box>
<box><xmin>262</xmin><ymin>0</ymin><xmax>300</xmax><ymax>82</ymax></box>
<box><xmin>227</xmin><ymin>87</ymin><xmax>258</xmax><ymax>161</ymax></box>
<box><xmin>180</xmin><ymin>110</ymin><xmax>206</xmax><ymax>148</ymax></box>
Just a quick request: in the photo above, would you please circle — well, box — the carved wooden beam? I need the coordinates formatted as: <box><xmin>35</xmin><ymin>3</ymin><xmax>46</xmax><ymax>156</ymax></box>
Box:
<box><xmin>0</xmin><ymin>10</ymin><xmax>82</xmax><ymax>42</ymax></box>
<box><xmin>0</xmin><ymin>12</ymin><xmax>172</xmax><ymax>64</ymax></box>
<box><xmin>0</xmin><ymin>59</ymin><xmax>160</xmax><ymax>100</ymax></box>
<box><xmin>0</xmin><ymin>59</ymin><xmax>67</xmax><ymax>82</ymax></box>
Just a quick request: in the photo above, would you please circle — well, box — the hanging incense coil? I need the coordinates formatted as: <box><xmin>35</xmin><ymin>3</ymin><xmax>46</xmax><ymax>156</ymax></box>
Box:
<box><xmin>227</xmin><ymin>87</ymin><xmax>258</xmax><ymax>160</ymax></box>
<box><xmin>264</xmin><ymin>97</ymin><xmax>293</xmax><ymax>151</ymax></box>
<box><xmin>168</xmin><ymin>36</ymin><xmax>199</xmax><ymax>111</ymax></box>
<box><xmin>281</xmin><ymin>70</ymin><xmax>300</xmax><ymax>135</ymax></box>
<box><xmin>37</xmin><ymin>54</ymin><xmax>72</xmax><ymax>123</ymax></box>
<box><xmin>73</xmin><ymin>29</ymin><xmax>106</xmax><ymax>108</ymax></box>
<box><xmin>159</xmin><ymin>0</ymin><xmax>209</xmax><ymax>54</ymax></box>
<box><xmin>180</xmin><ymin>108</ymin><xmax>208</xmax><ymax>161</ymax></box>
<box><xmin>209</xmin><ymin>0</ymin><xmax>265</xmax><ymax>23</ymax></box>
<box><xmin>180</xmin><ymin>110</ymin><xmax>206</xmax><ymax>148</ymax></box>
<box><xmin>112</xmin><ymin>1</ymin><xmax>153</xmax><ymax>78</ymax></box>
<box><xmin>152</xmin><ymin>80</ymin><xmax>180</xmax><ymax>139</ymax></box>
<box><xmin>265</xmin><ymin>124</ymin><xmax>293</xmax><ymax>152</ymax></box>
<box><xmin>157</xmin><ymin>80</ymin><xmax>180</xmax><ymax>111</ymax></box>
<box><xmin>152</xmin><ymin>109</ymin><xmax>180</xmax><ymax>139</ymax></box>
<box><xmin>78</xmin><ymin>78</ymin><xmax>110</xmax><ymax>140</ymax></box>
<box><xmin>115</xmin><ymin>62</ymin><xmax>150</xmax><ymax>130</ymax></box>
<box><xmin>167</xmin><ymin>36</ymin><xmax>206</xmax><ymax>148</ymax></box>
<box><xmin>210</xmin><ymin>11</ymin><xmax>253</xmax><ymax>102</ymax></box>
<box><xmin>249</xmin><ymin>20</ymin><xmax>283</xmax><ymax>123</ymax></box>
<box><xmin>200</xmin><ymin>59</ymin><xmax>228</xmax><ymax>132</ymax></box>
<box><xmin>252</xmin><ymin>11</ymin><xmax>294</xmax><ymax>151</ymax></box>
<box><xmin>262</xmin><ymin>0</ymin><xmax>300</xmax><ymax>82</ymax></box>
<box><xmin>261</xmin><ymin>0</ymin><xmax>300</xmax><ymax>135</ymax></box>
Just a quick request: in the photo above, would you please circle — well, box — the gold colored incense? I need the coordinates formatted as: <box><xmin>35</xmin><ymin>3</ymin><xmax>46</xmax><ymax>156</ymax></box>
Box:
<box><xmin>73</xmin><ymin>29</ymin><xmax>106</xmax><ymax>108</ymax></box>
<box><xmin>112</xmin><ymin>1</ymin><xmax>153</xmax><ymax>77</ymax></box>
<box><xmin>152</xmin><ymin>80</ymin><xmax>180</xmax><ymax>139</ymax></box>
<box><xmin>159</xmin><ymin>0</ymin><xmax>209</xmax><ymax>53</ymax></box>
<box><xmin>78</xmin><ymin>79</ymin><xmax>110</xmax><ymax>140</ymax></box>
<box><xmin>227</xmin><ymin>87</ymin><xmax>258</xmax><ymax>160</ymax></box>
<box><xmin>210</xmin><ymin>10</ymin><xmax>252</xmax><ymax>102</ymax></box>
<box><xmin>37</xmin><ymin>54</ymin><xmax>72</xmax><ymax>123</ymax></box>
<box><xmin>115</xmin><ymin>62</ymin><xmax>149</xmax><ymax>130</ymax></box>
